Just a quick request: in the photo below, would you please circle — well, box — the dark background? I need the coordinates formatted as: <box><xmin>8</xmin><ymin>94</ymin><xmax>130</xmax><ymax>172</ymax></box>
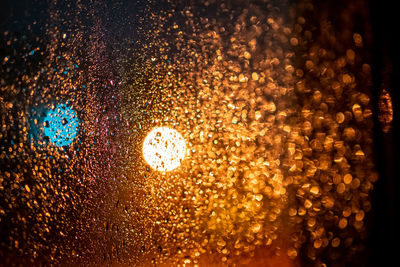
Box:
<box><xmin>369</xmin><ymin>0</ymin><xmax>400</xmax><ymax>266</ymax></box>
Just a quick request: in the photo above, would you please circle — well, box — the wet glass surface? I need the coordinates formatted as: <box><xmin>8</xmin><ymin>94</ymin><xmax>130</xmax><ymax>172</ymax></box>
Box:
<box><xmin>1</xmin><ymin>0</ymin><xmax>399</xmax><ymax>266</ymax></box>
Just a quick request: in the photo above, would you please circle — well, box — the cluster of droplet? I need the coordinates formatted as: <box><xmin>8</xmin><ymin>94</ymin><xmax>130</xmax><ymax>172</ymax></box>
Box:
<box><xmin>0</xmin><ymin>1</ymin><xmax>125</xmax><ymax>265</ymax></box>
<box><xmin>119</xmin><ymin>0</ymin><xmax>378</xmax><ymax>265</ymax></box>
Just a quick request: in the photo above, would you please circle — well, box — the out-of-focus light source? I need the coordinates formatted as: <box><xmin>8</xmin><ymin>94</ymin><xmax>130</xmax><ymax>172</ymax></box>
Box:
<box><xmin>378</xmin><ymin>89</ymin><xmax>393</xmax><ymax>133</ymax></box>
<box><xmin>142</xmin><ymin>127</ymin><xmax>186</xmax><ymax>172</ymax></box>
<box><xmin>43</xmin><ymin>104</ymin><xmax>79</xmax><ymax>147</ymax></box>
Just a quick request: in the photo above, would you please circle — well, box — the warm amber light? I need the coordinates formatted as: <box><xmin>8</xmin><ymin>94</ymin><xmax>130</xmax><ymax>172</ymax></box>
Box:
<box><xmin>142</xmin><ymin>127</ymin><xmax>186</xmax><ymax>172</ymax></box>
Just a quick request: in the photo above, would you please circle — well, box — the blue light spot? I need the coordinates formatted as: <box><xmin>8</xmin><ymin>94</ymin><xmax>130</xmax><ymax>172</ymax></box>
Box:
<box><xmin>43</xmin><ymin>104</ymin><xmax>79</xmax><ymax>147</ymax></box>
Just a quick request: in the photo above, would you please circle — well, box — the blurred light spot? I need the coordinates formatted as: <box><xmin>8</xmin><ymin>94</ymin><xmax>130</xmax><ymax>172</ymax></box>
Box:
<box><xmin>44</xmin><ymin>104</ymin><xmax>79</xmax><ymax>147</ymax></box>
<box><xmin>378</xmin><ymin>89</ymin><xmax>393</xmax><ymax>133</ymax></box>
<box><xmin>143</xmin><ymin>127</ymin><xmax>186</xmax><ymax>172</ymax></box>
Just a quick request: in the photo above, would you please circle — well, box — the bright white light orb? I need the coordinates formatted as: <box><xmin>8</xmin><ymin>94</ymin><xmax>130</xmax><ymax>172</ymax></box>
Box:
<box><xmin>142</xmin><ymin>127</ymin><xmax>186</xmax><ymax>172</ymax></box>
